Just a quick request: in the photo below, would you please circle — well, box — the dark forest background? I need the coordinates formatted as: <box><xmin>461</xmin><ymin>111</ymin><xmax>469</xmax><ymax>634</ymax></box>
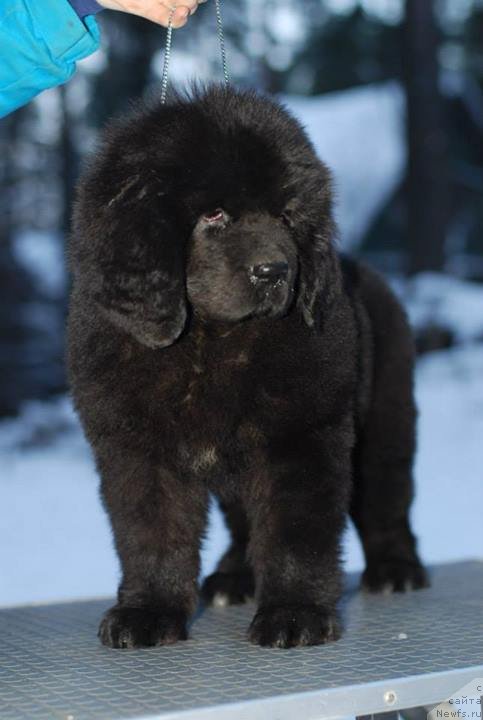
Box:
<box><xmin>0</xmin><ymin>0</ymin><xmax>482</xmax><ymax>418</ymax></box>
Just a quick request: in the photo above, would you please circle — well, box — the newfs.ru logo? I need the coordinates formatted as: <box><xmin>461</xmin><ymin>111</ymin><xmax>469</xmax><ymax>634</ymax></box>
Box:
<box><xmin>428</xmin><ymin>679</ymin><xmax>483</xmax><ymax>720</ymax></box>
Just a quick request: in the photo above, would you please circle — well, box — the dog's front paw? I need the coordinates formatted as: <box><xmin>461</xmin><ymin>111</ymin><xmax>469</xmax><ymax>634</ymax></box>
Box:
<box><xmin>248</xmin><ymin>605</ymin><xmax>340</xmax><ymax>648</ymax></box>
<box><xmin>362</xmin><ymin>558</ymin><xmax>429</xmax><ymax>594</ymax></box>
<box><xmin>98</xmin><ymin>605</ymin><xmax>187</xmax><ymax>648</ymax></box>
<box><xmin>201</xmin><ymin>571</ymin><xmax>255</xmax><ymax>607</ymax></box>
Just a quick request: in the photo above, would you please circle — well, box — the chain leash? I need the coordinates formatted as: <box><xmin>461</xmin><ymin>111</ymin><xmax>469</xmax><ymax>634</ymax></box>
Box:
<box><xmin>160</xmin><ymin>7</ymin><xmax>175</xmax><ymax>104</ymax></box>
<box><xmin>214</xmin><ymin>0</ymin><xmax>229</xmax><ymax>87</ymax></box>
<box><xmin>160</xmin><ymin>0</ymin><xmax>230</xmax><ymax>105</ymax></box>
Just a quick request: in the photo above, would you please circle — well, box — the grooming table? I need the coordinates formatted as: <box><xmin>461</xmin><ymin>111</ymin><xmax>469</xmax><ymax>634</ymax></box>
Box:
<box><xmin>1</xmin><ymin>561</ymin><xmax>482</xmax><ymax>720</ymax></box>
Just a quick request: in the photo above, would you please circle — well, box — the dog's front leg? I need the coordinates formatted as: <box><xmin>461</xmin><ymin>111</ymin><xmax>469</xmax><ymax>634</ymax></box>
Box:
<box><xmin>246</xmin><ymin>421</ymin><xmax>353</xmax><ymax>648</ymax></box>
<box><xmin>96</xmin><ymin>449</ymin><xmax>208</xmax><ymax>648</ymax></box>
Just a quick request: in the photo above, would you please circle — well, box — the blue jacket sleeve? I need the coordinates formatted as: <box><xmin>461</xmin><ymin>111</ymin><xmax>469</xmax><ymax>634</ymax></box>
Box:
<box><xmin>0</xmin><ymin>0</ymin><xmax>100</xmax><ymax>118</ymax></box>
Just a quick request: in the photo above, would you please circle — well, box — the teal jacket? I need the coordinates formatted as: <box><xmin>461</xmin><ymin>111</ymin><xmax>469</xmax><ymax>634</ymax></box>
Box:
<box><xmin>0</xmin><ymin>0</ymin><xmax>100</xmax><ymax>118</ymax></box>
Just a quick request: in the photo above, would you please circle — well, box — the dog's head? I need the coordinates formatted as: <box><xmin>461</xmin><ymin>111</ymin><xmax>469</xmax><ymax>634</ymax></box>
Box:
<box><xmin>71</xmin><ymin>86</ymin><xmax>338</xmax><ymax>347</ymax></box>
<box><xmin>186</xmin><ymin>205</ymin><xmax>298</xmax><ymax>322</ymax></box>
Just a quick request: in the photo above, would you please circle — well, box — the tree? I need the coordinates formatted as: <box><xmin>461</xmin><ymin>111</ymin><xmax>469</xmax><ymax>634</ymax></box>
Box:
<box><xmin>403</xmin><ymin>0</ymin><xmax>450</xmax><ymax>274</ymax></box>
<box><xmin>90</xmin><ymin>13</ymin><xmax>160</xmax><ymax>126</ymax></box>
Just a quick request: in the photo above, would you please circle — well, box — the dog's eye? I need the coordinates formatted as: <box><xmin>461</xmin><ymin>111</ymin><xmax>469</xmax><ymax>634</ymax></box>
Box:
<box><xmin>202</xmin><ymin>209</ymin><xmax>225</xmax><ymax>223</ymax></box>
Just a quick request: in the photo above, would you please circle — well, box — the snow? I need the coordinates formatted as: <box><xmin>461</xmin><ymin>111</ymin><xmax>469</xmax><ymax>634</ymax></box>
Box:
<box><xmin>285</xmin><ymin>82</ymin><xmax>406</xmax><ymax>249</ymax></box>
<box><xmin>1</xmin><ymin>277</ymin><xmax>482</xmax><ymax>607</ymax></box>
<box><xmin>267</xmin><ymin>4</ymin><xmax>307</xmax><ymax>46</ymax></box>
<box><xmin>392</xmin><ymin>272</ymin><xmax>483</xmax><ymax>343</ymax></box>
<box><xmin>411</xmin><ymin>345</ymin><xmax>483</xmax><ymax>567</ymax></box>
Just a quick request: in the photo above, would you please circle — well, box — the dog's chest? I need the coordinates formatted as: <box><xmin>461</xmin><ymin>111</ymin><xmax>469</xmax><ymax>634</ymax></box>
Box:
<box><xmin>172</xmin><ymin>354</ymin><xmax>253</xmax><ymax>484</ymax></box>
<box><xmin>176</xmin><ymin>345</ymin><xmax>247</xmax><ymax>427</ymax></box>
<box><xmin>166</xmin><ymin>328</ymin><xmax>254</xmax><ymax>468</ymax></box>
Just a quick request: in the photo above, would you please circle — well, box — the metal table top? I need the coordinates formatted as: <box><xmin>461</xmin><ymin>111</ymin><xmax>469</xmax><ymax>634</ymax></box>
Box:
<box><xmin>1</xmin><ymin>561</ymin><xmax>482</xmax><ymax>720</ymax></box>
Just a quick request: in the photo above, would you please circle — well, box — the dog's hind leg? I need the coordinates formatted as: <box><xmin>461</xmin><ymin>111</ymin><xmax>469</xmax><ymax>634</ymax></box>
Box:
<box><xmin>201</xmin><ymin>500</ymin><xmax>255</xmax><ymax>607</ymax></box>
<box><xmin>351</xmin><ymin>405</ymin><xmax>428</xmax><ymax>593</ymax></box>
<box><xmin>350</xmin><ymin>264</ymin><xmax>428</xmax><ymax>593</ymax></box>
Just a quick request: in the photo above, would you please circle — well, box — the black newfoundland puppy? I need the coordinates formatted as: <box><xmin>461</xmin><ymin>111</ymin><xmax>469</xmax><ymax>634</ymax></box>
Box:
<box><xmin>68</xmin><ymin>86</ymin><xmax>427</xmax><ymax>649</ymax></box>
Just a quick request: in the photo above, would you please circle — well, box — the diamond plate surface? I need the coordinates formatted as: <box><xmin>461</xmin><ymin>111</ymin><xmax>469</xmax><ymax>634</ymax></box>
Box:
<box><xmin>0</xmin><ymin>561</ymin><xmax>482</xmax><ymax>720</ymax></box>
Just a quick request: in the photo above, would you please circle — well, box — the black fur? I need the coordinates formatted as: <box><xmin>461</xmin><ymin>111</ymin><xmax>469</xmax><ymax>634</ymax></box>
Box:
<box><xmin>67</xmin><ymin>86</ymin><xmax>427</xmax><ymax>650</ymax></box>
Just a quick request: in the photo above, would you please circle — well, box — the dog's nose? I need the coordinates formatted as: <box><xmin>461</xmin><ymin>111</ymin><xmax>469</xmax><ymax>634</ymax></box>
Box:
<box><xmin>252</xmin><ymin>261</ymin><xmax>289</xmax><ymax>281</ymax></box>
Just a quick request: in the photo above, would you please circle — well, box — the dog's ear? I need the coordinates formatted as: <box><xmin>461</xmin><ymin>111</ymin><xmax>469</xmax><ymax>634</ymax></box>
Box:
<box><xmin>297</xmin><ymin>232</ymin><xmax>342</xmax><ymax>328</ymax></box>
<box><xmin>71</xmin><ymin>166</ymin><xmax>187</xmax><ymax>349</ymax></box>
<box><xmin>294</xmin><ymin>168</ymin><xmax>343</xmax><ymax>329</ymax></box>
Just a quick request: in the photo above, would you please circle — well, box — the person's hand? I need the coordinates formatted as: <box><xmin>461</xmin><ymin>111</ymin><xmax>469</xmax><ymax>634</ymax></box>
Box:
<box><xmin>97</xmin><ymin>0</ymin><xmax>203</xmax><ymax>28</ymax></box>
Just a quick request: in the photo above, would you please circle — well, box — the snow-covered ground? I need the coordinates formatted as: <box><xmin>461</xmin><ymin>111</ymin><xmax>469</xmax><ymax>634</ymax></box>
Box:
<box><xmin>393</xmin><ymin>272</ymin><xmax>483</xmax><ymax>343</ymax></box>
<box><xmin>1</xmin><ymin>288</ymin><xmax>482</xmax><ymax>607</ymax></box>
